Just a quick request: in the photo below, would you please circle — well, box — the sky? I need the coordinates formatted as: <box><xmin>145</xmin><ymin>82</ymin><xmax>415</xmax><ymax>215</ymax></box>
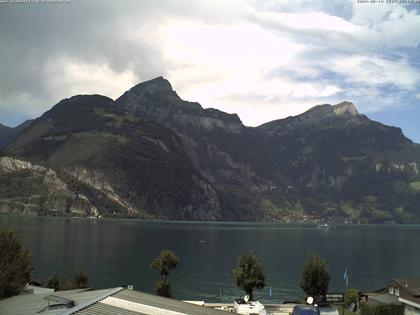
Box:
<box><xmin>0</xmin><ymin>0</ymin><xmax>419</xmax><ymax>142</ymax></box>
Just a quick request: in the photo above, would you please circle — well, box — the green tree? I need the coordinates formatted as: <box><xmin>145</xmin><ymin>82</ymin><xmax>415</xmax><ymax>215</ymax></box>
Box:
<box><xmin>151</xmin><ymin>250</ymin><xmax>178</xmax><ymax>297</ymax></box>
<box><xmin>233</xmin><ymin>251</ymin><xmax>266</xmax><ymax>301</ymax></box>
<box><xmin>46</xmin><ymin>273</ymin><xmax>60</xmax><ymax>291</ymax></box>
<box><xmin>300</xmin><ymin>252</ymin><xmax>330</xmax><ymax>303</ymax></box>
<box><xmin>0</xmin><ymin>227</ymin><xmax>31</xmax><ymax>298</ymax></box>
<box><xmin>154</xmin><ymin>279</ymin><xmax>171</xmax><ymax>298</ymax></box>
<box><xmin>73</xmin><ymin>269</ymin><xmax>89</xmax><ymax>289</ymax></box>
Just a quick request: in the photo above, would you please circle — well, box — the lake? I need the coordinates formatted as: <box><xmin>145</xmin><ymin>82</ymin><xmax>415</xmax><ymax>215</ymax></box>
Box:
<box><xmin>1</xmin><ymin>215</ymin><xmax>420</xmax><ymax>303</ymax></box>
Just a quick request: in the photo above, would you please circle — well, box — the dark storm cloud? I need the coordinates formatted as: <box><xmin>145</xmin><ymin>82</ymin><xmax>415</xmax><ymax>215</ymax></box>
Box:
<box><xmin>0</xmin><ymin>1</ymin><xmax>162</xmax><ymax>99</ymax></box>
<box><xmin>0</xmin><ymin>0</ymin><xmax>248</xmax><ymax>124</ymax></box>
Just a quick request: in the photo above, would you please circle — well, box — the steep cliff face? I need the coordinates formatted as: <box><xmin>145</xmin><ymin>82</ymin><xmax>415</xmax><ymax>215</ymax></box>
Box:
<box><xmin>115</xmin><ymin>77</ymin><xmax>244</xmax><ymax>134</ymax></box>
<box><xmin>115</xmin><ymin>77</ymin><xmax>270</xmax><ymax>219</ymax></box>
<box><xmin>4</xmin><ymin>94</ymin><xmax>221</xmax><ymax>220</ymax></box>
<box><xmin>0</xmin><ymin>156</ymin><xmax>97</xmax><ymax>216</ymax></box>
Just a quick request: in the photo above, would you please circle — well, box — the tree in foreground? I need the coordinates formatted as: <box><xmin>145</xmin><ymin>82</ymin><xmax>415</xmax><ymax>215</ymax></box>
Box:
<box><xmin>150</xmin><ymin>250</ymin><xmax>178</xmax><ymax>298</ymax></box>
<box><xmin>300</xmin><ymin>252</ymin><xmax>330</xmax><ymax>303</ymax></box>
<box><xmin>0</xmin><ymin>227</ymin><xmax>31</xmax><ymax>298</ymax></box>
<box><xmin>233</xmin><ymin>251</ymin><xmax>266</xmax><ymax>301</ymax></box>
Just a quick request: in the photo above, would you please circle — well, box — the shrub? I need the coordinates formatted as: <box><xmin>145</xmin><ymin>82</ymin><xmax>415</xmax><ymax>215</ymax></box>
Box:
<box><xmin>0</xmin><ymin>227</ymin><xmax>31</xmax><ymax>298</ymax></box>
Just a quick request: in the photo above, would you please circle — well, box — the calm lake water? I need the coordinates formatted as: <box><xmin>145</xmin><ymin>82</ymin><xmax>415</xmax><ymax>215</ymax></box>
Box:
<box><xmin>1</xmin><ymin>215</ymin><xmax>420</xmax><ymax>303</ymax></box>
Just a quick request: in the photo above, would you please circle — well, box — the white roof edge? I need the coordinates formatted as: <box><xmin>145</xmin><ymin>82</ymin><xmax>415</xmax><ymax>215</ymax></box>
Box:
<box><xmin>399</xmin><ymin>297</ymin><xmax>420</xmax><ymax>309</ymax></box>
<box><xmin>102</xmin><ymin>296</ymin><xmax>189</xmax><ymax>315</ymax></box>
<box><xmin>60</xmin><ymin>287</ymin><xmax>125</xmax><ymax>315</ymax></box>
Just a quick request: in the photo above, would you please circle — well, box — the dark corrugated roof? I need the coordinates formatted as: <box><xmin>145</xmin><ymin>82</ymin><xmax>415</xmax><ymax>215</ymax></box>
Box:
<box><xmin>392</xmin><ymin>278</ymin><xmax>420</xmax><ymax>296</ymax></box>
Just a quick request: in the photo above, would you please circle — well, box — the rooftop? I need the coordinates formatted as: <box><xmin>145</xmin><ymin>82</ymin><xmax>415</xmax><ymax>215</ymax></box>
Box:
<box><xmin>392</xmin><ymin>278</ymin><xmax>420</xmax><ymax>296</ymax></box>
<box><xmin>0</xmin><ymin>287</ymin><xmax>229</xmax><ymax>315</ymax></box>
<box><xmin>367</xmin><ymin>293</ymin><xmax>400</xmax><ymax>306</ymax></box>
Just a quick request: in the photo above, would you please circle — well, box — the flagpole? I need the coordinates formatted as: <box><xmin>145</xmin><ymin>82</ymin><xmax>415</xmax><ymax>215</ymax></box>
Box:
<box><xmin>344</xmin><ymin>267</ymin><xmax>349</xmax><ymax>290</ymax></box>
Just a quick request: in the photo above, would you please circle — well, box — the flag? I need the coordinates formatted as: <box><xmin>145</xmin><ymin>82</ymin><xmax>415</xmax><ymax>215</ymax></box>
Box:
<box><xmin>344</xmin><ymin>267</ymin><xmax>349</xmax><ymax>287</ymax></box>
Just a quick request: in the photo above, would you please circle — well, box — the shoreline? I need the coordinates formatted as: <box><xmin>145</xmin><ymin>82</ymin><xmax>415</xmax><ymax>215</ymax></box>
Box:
<box><xmin>1</xmin><ymin>212</ymin><xmax>420</xmax><ymax>227</ymax></box>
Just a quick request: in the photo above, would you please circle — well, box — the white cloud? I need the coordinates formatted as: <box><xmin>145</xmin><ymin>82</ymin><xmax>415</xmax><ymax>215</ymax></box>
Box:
<box><xmin>248</xmin><ymin>2</ymin><xmax>420</xmax><ymax>52</ymax></box>
<box><xmin>352</xmin><ymin>4</ymin><xmax>420</xmax><ymax>49</ymax></box>
<box><xmin>217</xmin><ymin>98</ymin><xmax>325</xmax><ymax>126</ymax></box>
<box><xmin>342</xmin><ymin>86</ymin><xmax>410</xmax><ymax>113</ymax></box>
<box><xmin>162</xmin><ymin>21</ymin><xmax>304</xmax><ymax>78</ymax></box>
<box><xmin>0</xmin><ymin>57</ymin><xmax>139</xmax><ymax>121</ymax></box>
<box><xmin>351</xmin><ymin>2</ymin><xmax>393</xmax><ymax>26</ymax></box>
<box><xmin>43</xmin><ymin>57</ymin><xmax>139</xmax><ymax>101</ymax></box>
<box><xmin>328</xmin><ymin>55</ymin><xmax>419</xmax><ymax>90</ymax></box>
<box><xmin>157</xmin><ymin>20</ymin><xmax>343</xmax><ymax>125</ymax></box>
<box><xmin>249</xmin><ymin>10</ymin><xmax>358</xmax><ymax>33</ymax></box>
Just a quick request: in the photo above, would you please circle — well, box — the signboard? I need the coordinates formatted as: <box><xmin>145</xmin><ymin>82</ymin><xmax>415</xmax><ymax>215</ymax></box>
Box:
<box><xmin>326</xmin><ymin>293</ymin><xmax>344</xmax><ymax>303</ymax></box>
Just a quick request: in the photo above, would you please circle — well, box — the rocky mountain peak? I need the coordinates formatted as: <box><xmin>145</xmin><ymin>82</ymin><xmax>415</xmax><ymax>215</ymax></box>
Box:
<box><xmin>131</xmin><ymin>76</ymin><xmax>174</xmax><ymax>95</ymax></box>
<box><xmin>115</xmin><ymin>77</ymin><xmax>244</xmax><ymax>134</ymax></box>
<box><xmin>296</xmin><ymin>101</ymin><xmax>362</xmax><ymax>126</ymax></box>
<box><xmin>332</xmin><ymin>101</ymin><xmax>359</xmax><ymax>118</ymax></box>
<box><xmin>259</xmin><ymin>101</ymin><xmax>366</xmax><ymax>136</ymax></box>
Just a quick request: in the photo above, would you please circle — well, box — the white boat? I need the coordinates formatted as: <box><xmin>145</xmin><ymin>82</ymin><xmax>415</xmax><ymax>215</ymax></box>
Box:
<box><xmin>234</xmin><ymin>296</ymin><xmax>267</xmax><ymax>315</ymax></box>
<box><xmin>316</xmin><ymin>223</ymin><xmax>329</xmax><ymax>229</ymax></box>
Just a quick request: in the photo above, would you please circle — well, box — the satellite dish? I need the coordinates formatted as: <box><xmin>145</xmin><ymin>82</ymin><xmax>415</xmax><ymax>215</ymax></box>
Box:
<box><xmin>306</xmin><ymin>296</ymin><xmax>314</xmax><ymax>305</ymax></box>
<box><xmin>244</xmin><ymin>295</ymin><xmax>250</xmax><ymax>302</ymax></box>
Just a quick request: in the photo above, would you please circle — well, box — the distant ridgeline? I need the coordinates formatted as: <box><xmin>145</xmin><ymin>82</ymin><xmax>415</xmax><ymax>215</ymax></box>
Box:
<box><xmin>1</xmin><ymin>77</ymin><xmax>420</xmax><ymax>223</ymax></box>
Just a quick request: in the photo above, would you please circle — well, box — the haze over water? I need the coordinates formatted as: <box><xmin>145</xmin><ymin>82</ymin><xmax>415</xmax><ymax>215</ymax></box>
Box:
<box><xmin>2</xmin><ymin>215</ymin><xmax>420</xmax><ymax>303</ymax></box>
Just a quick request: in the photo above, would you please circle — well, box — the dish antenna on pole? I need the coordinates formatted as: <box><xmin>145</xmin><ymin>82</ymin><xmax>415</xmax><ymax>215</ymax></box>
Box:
<box><xmin>306</xmin><ymin>296</ymin><xmax>314</xmax><ymax>305</ymax></box>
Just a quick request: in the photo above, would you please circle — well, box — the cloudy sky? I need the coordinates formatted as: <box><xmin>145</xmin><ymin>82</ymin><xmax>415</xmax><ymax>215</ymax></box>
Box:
<box><xmin>1</xmin><ymin>0</ymin><xmax>420</xmax><ymax>141</ymax></box>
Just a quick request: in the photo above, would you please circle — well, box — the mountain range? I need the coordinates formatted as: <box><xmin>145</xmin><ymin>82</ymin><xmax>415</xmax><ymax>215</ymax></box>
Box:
<box><xmin>1</xmin><ymin>77</ymin><xmax>419</xmax><ymax>223</ymax></box>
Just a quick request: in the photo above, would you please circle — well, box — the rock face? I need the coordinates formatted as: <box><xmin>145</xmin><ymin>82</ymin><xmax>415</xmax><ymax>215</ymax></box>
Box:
<box><xmin>115</xmin><ymin>77</ymin><xmax>244</xmax><ymax>134</ymax></box>
<box><xmin>0</xmin><ymin>156</ymin><xmax>97</xmax><ymax>216</ymax></box>
<box><xmin>259</xmin><ymin>102</ymin><xmax>365</xmax><ymax>136</ymax></box>
<box><xmin>2</xmin><ymin>77</ymin><xmax>420</xmax><ymax>223</ymax></box>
